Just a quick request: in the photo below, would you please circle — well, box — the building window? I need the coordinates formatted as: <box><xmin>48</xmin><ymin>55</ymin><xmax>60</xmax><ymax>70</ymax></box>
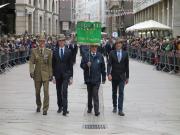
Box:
<box><xmin>56</xmin><ymin>1</ymin><xmax>58</xmax><ymax>13</ymax></box>
<box><xmin>49</xmin><ymin>0</ymin><xmax>51</xmax><ymax>11</ymax></box>
<box><xmin>29</xmin><ymin>0</ymin><xmax>31</xmax><ymax>5</ymax></box>
<box><xmin>49</xmin><ymin>18</ymin><xmax>51</xmax><ymax>34</ymax></box>
<box><xmin>40</xmin><ymin>16</ymin><xmax>42</xmax><ymax>33</ymax></box>
<box><xmin>34</xmin><ymin>0</ymin><xmax>38</xmax><ymax>7</ymax></box>
<box><xmin>39</xmin><ymin>0</ymin><xmax>42</xmax><ymax>9</ymax></box>
<box><xmin>56</xmin><ymin>20</ymin><xmax>58</xmax><ymax>34</ymax></box>
<box><xmin>44</xmin><ymin>0</ymin><xmax>47</xmax><ymax>10</ymax></box>
<box><xmin>52</xmin><ymin>0</ymin><xmax>55</xmax><ymax>12</ymax></box>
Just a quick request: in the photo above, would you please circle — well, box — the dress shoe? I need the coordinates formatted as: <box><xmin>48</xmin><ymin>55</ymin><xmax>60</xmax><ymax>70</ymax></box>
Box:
<box><xmin>62</xmin><ymin>111</ymin><xmax>69</xmax><ymax>116</ymax></box>
<box><xmin>112</xmin><ymin>107</ymin><xmax>117</xmax><ymax>113</ymax></box>
<box><xmin>95</xmin><ymin>112</ymin><xmax>100</xmax><ymax>116</ymax></box>
<box><xmin>36</xmin><ymin>108</ymin><xmax>40</xmax><ymax>112</ymax></box>
<box><xmin>43</xmin><ymin>111</ymin><xmax>47</xmax><ymax>115</ymax></box>
<box><xmin>57</xmin><ymin>108</ymin><xmax>62</xmax><ymax>113</ymax></box>
<box><xmin>62</xmin><ymin>112</ymin><xmax>67</xmax><ymax>116</ymax></box>
<box><xmin>87</xmin><ymin>109</ymin><xmax>92</xmax><ymax>113</ymax></box>
<box><xmin>118</xmin><ymin>111</ymin><xmax>125</xmax><ymax>116</ymax></box>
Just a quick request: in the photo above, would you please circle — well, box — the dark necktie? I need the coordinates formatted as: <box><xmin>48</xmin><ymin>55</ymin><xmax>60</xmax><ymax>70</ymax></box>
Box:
<box><xmin>92</xmin><ymin>53</ymin><xmax>95</xmax><ymax>57</ymax></box>
<box><xmin>61</xmin><ymin>48</ymin><xmax>63</xmax><ymax>59</ymax></box>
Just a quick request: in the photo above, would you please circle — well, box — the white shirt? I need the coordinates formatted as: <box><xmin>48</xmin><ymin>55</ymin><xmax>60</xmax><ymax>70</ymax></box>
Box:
<box><xmin>91</xmin><ymin>52</ymin><xmax>96</xmax><ymax>57</ymax></box>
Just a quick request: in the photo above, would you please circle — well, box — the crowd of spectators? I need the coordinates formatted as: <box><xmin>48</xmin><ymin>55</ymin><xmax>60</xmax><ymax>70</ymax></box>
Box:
<box><xmin>128</xmin><ymin>37</ymin><xmax>180</xmax><ymax>73</ymax></box>
<box><xmin>0</xmin><ymin>34</ymin><xmax>55</xmax><ymax>73</ymax></box>
<box><xmin>1</xmin><ymin>34</ymin><xmax>180</xmax><ymax>74</ymax></box>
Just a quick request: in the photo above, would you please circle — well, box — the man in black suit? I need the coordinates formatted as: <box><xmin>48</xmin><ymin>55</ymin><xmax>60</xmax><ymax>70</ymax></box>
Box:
<box><xmin>107</xmin><ymin>38</ymin><xmax>129</xmax><ymax>116</ymax></box>
<box><xmin>80</xmin><ymin>45</ymin><xmax>106</xmax><ymax>116</ymax></box>
<box><xmin>52</xmin><ymin>34</ymin><xmax>73</xmax><ymax>116</ymax></box>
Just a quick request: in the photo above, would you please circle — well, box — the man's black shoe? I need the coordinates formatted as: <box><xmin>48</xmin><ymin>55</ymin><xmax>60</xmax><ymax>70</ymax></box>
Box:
<box><xmin>43</xmin><ymin>111</ymin><xmax>47</xmax><ymax>115</ymax></box>
<box><xmin>87</xmin><ymin>109</ymin><xmax>92</xmax><ymax>113</ymax></box>
<box><xmin>62</xmin><ymin>111</ymin><xmax>69</xmax><ymax>116</ymax></box>
<box><xmin>62</xmin><ymin>112</ymin><xmax>67</xmax><ymax>116</ymax></box>
<box><xmin>112</xmin><ymin>108</ymin><xmax>117</xmax><ymax>113</ymax></box>
<box><xmin>95</xmin><ymin>112</ymin><xmax>100</xmax><ymax>116</ymax></box>
<box><xmin>36</xmin><ymin>108</ymin><xmax>40</xmax><ymax>112</ymax></box>
<box><xmin>118</xmin><ymin>111</ymin><xmax>125</xmax><ymax>116</ymax></box>
<box><xmin>57</xmin><ymin>108</ymin><xmax>62</xmax><ymax>113</ymax></box>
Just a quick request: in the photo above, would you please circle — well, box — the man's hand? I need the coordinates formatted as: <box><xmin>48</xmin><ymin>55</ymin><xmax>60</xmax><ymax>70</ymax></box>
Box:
<box><xmin>125</xmin><ymin>79</ymin><xmax>129</xmax><ymax>85</ymax></box>
<box><xmin>102</xmin><ymin>80</ymin><xmax>106</xmax><ymax>84</ymax></box>
<box><xmin>52</xmin><ymin>77</ymin><xmax>56</xmax><ymax>84</ymax></box>
<box><xmin>30</xmin><ymin>73</ymin><xmax>34</xmax><ymax>78</ymax></box>
<box><xmin>87</xmin><ymin>62</ymin><xmax>91</xmax><ymax>68</ymax></box>
<box><xmin>108</xmin><ymin>74</ymin><xmax>112</xmax><ymax>81</ymax></box>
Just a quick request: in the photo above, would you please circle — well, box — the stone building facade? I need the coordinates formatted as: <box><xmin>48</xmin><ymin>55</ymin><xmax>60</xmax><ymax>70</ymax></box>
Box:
<box><xmin>59</xmin><ymin>0</ymin><xmax>76</xmax><ymax>35</ymax></box>
<box><xmin>16</xmin><ymin>0</ymin><xmax>59</xmax><ymax>35</ymax></box>
<box><xmin>75</xmin><ymin>0</ymin><xmax>106</xmax><ymax>31</ymax></box>
<box><xmin>106</xmin><ymin>0</ymin><xmax>134</xmax><ymax>37</ymax></box>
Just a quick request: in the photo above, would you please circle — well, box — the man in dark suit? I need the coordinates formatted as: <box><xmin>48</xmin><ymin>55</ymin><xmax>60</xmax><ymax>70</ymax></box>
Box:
<box><xmin>80</xmin><ymin>45</ymin><xmax>106</xmax><ymax>116</ymax></box>
<box><xmin>52</xmin><ymin>34</ymin><xmax>73</xmax><ymax>116</ymax></box>
<box><xmin>107</xmin><ymin>38</ymin><xmax>129</xmax><ymax>116</ymax></box>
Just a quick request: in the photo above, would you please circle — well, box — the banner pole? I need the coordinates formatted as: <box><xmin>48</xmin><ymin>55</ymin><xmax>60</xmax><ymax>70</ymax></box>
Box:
<box><xmin>89</xmin><ymin>45</ymin><xmax>90</xmax><ymax>76</ymax></box>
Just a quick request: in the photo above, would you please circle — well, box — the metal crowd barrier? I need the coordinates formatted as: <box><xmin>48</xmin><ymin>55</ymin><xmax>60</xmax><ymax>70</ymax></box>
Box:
<box><xmin>0</xmin><ymin>49</ymin><xmax>30</xmax><ymax>73</ymax></box>
<box><xmin>128</xmin><ymin>46</ymin><xmax>180</xmax><ymax>74</ymax></box>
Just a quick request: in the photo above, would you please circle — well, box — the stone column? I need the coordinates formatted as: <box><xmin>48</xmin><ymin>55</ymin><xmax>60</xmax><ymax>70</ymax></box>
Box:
<box><xmin>31</xmin><ymin>13</ymin><xmax>34</xmax><ymax>34</ymax></box>
<box><xmin>162</xmin><ymin>0</ymin><xmax>165</xmax><ymax>24</ymax></box>
<box><xmin>167</xmin><ymin>0</ymin><xmax>170</xmax><ymax>26</ymax></box>
<box><xmin>33</xmin><ymin>10</ymin><xmax>39</xmax><ymax>34</ymax></box>
<box><xmin>173</xmin><ymin>0</ymin><xmax>180</xmax><ymax>37</ymax></box>
<box><xmin>44</xmin><ymin>12</ymin><xmax>48</xmax><ymax>34</ymax></box>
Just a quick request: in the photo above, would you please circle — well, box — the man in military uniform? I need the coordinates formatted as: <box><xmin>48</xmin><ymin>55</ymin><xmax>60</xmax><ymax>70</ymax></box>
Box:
<box><xmin>29</xmin><ymin>35</ymin><xmax>53</xmax><ymax>115</ymax></box>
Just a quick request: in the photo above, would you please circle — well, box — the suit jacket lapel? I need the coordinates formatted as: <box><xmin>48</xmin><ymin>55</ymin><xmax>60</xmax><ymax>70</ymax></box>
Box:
<box><xmin>121</xmin><ymin>51</ymin><xmax>125</xmax><ymax>61</ymax></box>
<box><xmin>64</xmin><ymin>48</ymin><xmax>68</xmax><ymax>58</ymax></box>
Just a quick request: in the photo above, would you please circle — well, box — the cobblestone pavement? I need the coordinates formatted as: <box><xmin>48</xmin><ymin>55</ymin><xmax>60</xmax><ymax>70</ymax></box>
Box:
<box><xmin>0</xmin><ymin>54</ymin><xmax>180</xmax><ymax>135</ymax></box>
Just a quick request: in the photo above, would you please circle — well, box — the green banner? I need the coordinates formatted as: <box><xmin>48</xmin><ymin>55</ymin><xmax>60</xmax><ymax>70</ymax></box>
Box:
<box><xmin>76</xmin><ymin>21</ymin><xmax>101</xmax><ymax>46</ymax></box>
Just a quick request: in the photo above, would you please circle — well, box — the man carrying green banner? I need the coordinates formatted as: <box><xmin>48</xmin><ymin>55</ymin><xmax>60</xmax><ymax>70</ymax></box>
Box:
<box><xmin>78</xmin><ymin>21</ymin><xmax>106</xmax><ymax>116</ymax></box>
<box><xmin>80</xmin><ymin>44</ymin><xmax>106</xmax><ymax>116</ymax></box>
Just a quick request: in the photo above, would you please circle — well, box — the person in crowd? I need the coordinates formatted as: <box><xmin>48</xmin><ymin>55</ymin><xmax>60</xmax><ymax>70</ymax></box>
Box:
<box><xmin>107</xmin><ymin>38</ymin><xmax>129</xmax><ymax>116</ymax></box>
<box><xmin>46</xmin><ymin>37</ymin><xmax>55</xmax><ymax>50</ymax></box>
<box><xmin>105</xmin><ymin>37</ymin><xmax>115</xmax><ymax>61</ymax></box>
<box><xmin>66</xmin><ymin>36</ymin><xmax>78</xmax><ymax>65</ymax></box>
<box><xmin>52</xmin><ymin>34</ymin><xmax>73</xmax><ymax>116</ymax></box>
<box><xmin>80</xmin><ymin>44</ymin><xmax>106</xmax><ymax>116</ymax></box>
<box><xmin>29</xmin><ymin>34</ymin><xmax>53</xmax><ymax>115</ymax></box>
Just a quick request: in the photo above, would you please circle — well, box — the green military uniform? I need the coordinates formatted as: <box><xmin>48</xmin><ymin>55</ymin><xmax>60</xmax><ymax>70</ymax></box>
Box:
<box><xmin>29</xmin><ymin>47</ymin><xmax>52</xmax><ymax>112</ymax></box>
